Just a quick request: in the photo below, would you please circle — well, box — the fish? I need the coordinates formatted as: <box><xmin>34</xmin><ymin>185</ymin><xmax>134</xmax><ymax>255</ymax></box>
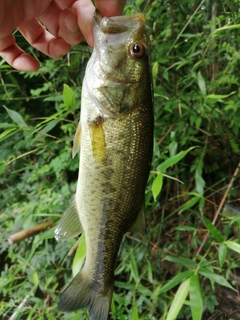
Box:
<box><xmin>55</xmin><ymin>9</ymin><xmax>153</xmax><ymax>320</ymax></box>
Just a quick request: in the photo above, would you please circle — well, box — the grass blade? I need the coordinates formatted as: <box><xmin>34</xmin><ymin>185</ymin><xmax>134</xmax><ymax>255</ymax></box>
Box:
<box><xmin>166</xmin><ymin>277</ymin><xmax>190</xmax><ymax>320</ymax></box>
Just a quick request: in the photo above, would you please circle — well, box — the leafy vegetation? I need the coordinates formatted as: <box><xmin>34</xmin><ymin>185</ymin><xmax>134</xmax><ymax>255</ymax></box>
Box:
<box><xmin>1</xmin><ymin>1</ymin><xmax>240</xmax><ymax>319</ymax></box>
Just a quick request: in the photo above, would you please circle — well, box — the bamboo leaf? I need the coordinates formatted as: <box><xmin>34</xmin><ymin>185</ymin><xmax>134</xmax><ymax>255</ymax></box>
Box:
<box><xmin>225</xmin><ymin>240</ymin><xmax>240</xmax><ymax>254</ymax></box>
<box><xmin>158</xmin><ymin>147</ymin><xmax>195</xmax><ymax>173</ymax></box>
<box><xmin>202</xmin><ymin>216</ymin><xmax>225</xmax><ymax>243</ymax></box>
<box><xmin>160</xmin><ymin>270</ymin><xmax>194</xmax><ymax>293</ymax></box>
<box><xmin>218</xmin><ymin>244</ymin><xmax>227</xmax><ymax>268</ymax></box>
<box><xmin>166</xmin><ymin>278</ymin><xmax>190</xmax><ymax>320</ymax></box>
<box><xmin>164</xmin><ymin>255</ymin><xmax>196</xmax><ymax>268</ymax></box>
<box><xmin>129</xmin><ymin>250</ymin><xmax>140</xmax><ymax>283</ymax></box>
<box><xmin>131</xmin><ymin>306</ymin><xmax>139</xmax><ymax>320</ymax></box>
<box><xmin>32</xmin><ymin>271</ymin><xmax>39</xmax><ymax>287</ymax></box>
<box><xmin>195</xmin><ymin>160</ymin><xmax>205</xmax><ymax>196</ymax></box>
<box><xmin>152</xmin><ymin>172</ymin><xmax>163</xmax><ymax>201</ymax></box>
<box><xmin>197</xmin><ymin>71</ymin><xmax>206</xmax><ymax>97</ymax></box>
<box><xmin>190</xmin><ymin>274</ymin><xmax>203</xmax><ymax>320</ymax></box>
<box><xmin>179</xmin><ymin>196</ymin><xmax>200</xmax><ymax>214</ymax></box>
<box><xmin>72</xmin><ymin>234</ymin><xmax>86</xmax><ymax>277</ymax></box>
<box><xmin>174</xmin><ymin>226</ymin><xmax>196</xmax><ymax>232</ymax></box>
<box><xmin>199</xmin><ymin>267</ymin><xmax>235</xmax><ymax>290</ymax></box>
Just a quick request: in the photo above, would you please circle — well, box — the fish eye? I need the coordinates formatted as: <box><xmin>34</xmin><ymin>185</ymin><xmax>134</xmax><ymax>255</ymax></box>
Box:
<box><xmin>130</xmin><ymin>43</ymin><xmax>145</xmax><ymax>58</ymax></box>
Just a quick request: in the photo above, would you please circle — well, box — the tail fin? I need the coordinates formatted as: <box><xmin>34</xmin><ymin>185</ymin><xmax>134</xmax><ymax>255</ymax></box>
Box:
<box><xmin>58</xmin><ymin>271</ymin><xmax>113</xmax><ymax>320</ymax></box>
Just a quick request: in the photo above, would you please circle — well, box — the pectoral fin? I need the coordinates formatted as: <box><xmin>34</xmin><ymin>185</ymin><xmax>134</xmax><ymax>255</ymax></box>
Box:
<box><xmin>72</xmin><ymin>121</ymin><xmax>82</xmax><ymax>158</ymax></box>
<box><xmin>89</xmin><ymin>116</ymin><xmax>106</xmax><ymax>165</ymax></box>
<box><xmin>129</xmin><ymin>203</ymin><xmax>146</xmax><ymax>233</ymax></box>
<box><xmin>55</xmin><ymin>196</ymin><xmax>83</xmax><ymax>241</ymax></box>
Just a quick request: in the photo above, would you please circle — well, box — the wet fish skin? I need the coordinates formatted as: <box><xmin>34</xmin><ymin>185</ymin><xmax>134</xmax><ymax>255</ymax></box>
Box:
<box><xmin>55</xmin><ymin>9</ymin><xmax>153</xmax><ymax>320</ymax></box>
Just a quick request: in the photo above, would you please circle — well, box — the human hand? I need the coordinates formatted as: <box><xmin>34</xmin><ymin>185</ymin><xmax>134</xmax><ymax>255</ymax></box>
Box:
<box><xmin>0</xmin><ymin>0</ymin><xmax>126</xmax><ymax>71</ymax></box>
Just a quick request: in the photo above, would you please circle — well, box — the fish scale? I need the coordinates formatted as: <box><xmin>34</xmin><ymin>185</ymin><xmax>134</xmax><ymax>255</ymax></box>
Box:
<box><xmin>55</xmin><ymin>9</ymin><xmax>153</xmax><ymax>320</ymax></box>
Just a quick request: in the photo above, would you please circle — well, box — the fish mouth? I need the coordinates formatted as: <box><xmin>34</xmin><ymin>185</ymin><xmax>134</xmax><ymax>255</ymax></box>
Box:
<box><xmin>94</xmin><ymin>9</ymin><xmax>145</xmax><ymax>34</ymax></box>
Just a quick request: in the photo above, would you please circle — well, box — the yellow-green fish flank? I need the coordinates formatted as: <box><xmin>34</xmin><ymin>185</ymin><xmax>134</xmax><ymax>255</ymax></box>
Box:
<box><xmin>55</xmin><ymin>9</ymin><xmax>153</xmax><ymax>320</ymax></box>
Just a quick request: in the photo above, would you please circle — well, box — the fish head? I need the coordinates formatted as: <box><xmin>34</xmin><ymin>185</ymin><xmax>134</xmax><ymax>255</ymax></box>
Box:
<box><xmin>86</xmin><ymin>10</ymin><xmax>152</xmax><ymax>118</ymax></box>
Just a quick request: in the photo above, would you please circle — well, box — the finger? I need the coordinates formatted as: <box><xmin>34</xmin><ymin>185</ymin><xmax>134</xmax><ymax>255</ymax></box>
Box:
<box><xmin>94</xmin><ymin>0</ymin><xmax>126</xmax><ymax>17</ymax></box>
<box><xmin>71</xmin><ymin>1</ymin><xmax>95</xmax><ymax>47</ymax></box>
<box><xmin>0</xmin><ymin>0</ymin><xmax>52</xmax><ymax>37</ymax></box>
<box><xmin>37</xmin><ymin>0</ymin><xmax>62</xmax><ymax>37</ymax></box>
<box><xmin>37</xmin><ymin>0</ymin><xmax>79</xmax><ymax>39</ymax></box>
<box><xmin>58</xmin><ymin>8</ymin><xmax>84</xmax><ymax>45</ymax></box>
<box><xmin>18</xmin><ymin>19</ymin><xmax>70</xmax><ymax>59</ymax></box>
<box><xmin>71</xmin><ymin>0</ymin><xmax>126</xmax><ymax>48</ymax></box>
<box><xmin>54</xmin><ymin>0</ymin><xmax>77</xmax><ymax>10</ymax></box>
<box><xmin>0</xmin><ymin>34</ymin><xmax>40</xmax><ymax>71</ymax></box>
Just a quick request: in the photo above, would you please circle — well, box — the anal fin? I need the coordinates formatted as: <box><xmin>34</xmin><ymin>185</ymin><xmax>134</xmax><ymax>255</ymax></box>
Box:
<box><xmin>55</xmin><ymin>196</ymin><xmax>83</xmax><ymax>241</ymax></box>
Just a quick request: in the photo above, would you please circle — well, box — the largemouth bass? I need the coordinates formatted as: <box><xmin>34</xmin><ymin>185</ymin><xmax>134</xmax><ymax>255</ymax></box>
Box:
<box><xmin>55</xmin><ymin>9</ymin><xmax>153</xmax><ymax>320</ymax></box>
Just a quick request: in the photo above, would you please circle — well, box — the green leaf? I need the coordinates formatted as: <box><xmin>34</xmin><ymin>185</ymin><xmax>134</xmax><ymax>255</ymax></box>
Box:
<box><xmin>0</xmin><ymin>161</ymin><xmax>6</xmax><ymax>174</ymax></box>
<box><xmin>169</xmin><ymin>140</ymin><xmax>178</xmax><ymax>157</ymax></box>
<box><xmin>166</xmin><ymin>278</ymin><xmax>190</xmax><ymax>320</ymax></box>
<box><xmin>174</xmin><ymin>226</ymin><xmax>196</xmax><ymax>232</ymax></box>
<box><xmin>131</xmin><ymin>306</ymin><xmax>139</xmax><ymax>320</ymax></box>
<box><xmin>164</xmin><ymin>255</ymin><xmax>196</xmax><ymax>268</ymax></box>
<box><xmin>72</xmin><ymin>234</ymin><xmax>86</xmax><ymax>277</ymax></box>
<box><xmin>218</xmin><ymin>244</ymin><xmax>227</xmax><ymax>268</ymax></box>
<box><xmin>3</xmin><ymin>106</ymin><xmax>28</xmax><ymax>128</ymax></box>
<box><xmin>129</xmin><ymin>250</ymin><xmax>140</xmax><ymax>283</ymax></box>
<box><xmin>158</xmin><ymin>147</ymin><xmax>195</xmax><ymax>173</ymax></box>
<box><xmin>199</xmin><ymin>267</ymin><xmax>235</xmax><ymax>290</ymax></box>
<box><xmin>190</xmin><ymin>274</ymin><xmax>203</xmax><ymax>320</ymax></box>
<box><xmin>152</xmin><ymin>61</ymin><xmax>159</xmax><ymax>87</ymax></box>
<box><xmin>115</xmin><ymin>281</ymin><xmax>135</xmax><ymax>290</ymax></box>
<box><xmin>195</xmin><ymin>160</ymin><xmax>205</xmax><ymax>196</ymax></box>
<box><xmin>225</xmin><ymin>240</ymin><xmax>240</xmax><ymax>254</ymax></box>
<box><xmin>152</xmin><ymin>172</ymin><xmax>163</xmax><ymax>201</ymax></box>
<box><xmin>197</xmin><ymin>71</ymin><xmax>206</xmax><ymax>97</ymax></box>
<box><xmin>137</xmin><ymin>284</ymin><xmax>153</xmax><ymax>297</ymax></box>
<box><xmin>202</xmin><ymin>216</ymin><xmax>225</xmax><ymax>243</ymax></box>
<box><xmin>212</xmin><ymin>24</ymin><xmax>240</xmax><ymax>36</ymax></box>
<box><xmin>160</xmin><ymin>270</ymin><xmax>194</xmax><ymax>293</ymax></box>
<box><xmin>32</xmin><ymin>271</ymin><xmax>39</xmax><ymax>287</ymax></box>
<box><xmin>40</xmin><ymin>119</ymin><xmax>59</xmax><ymax>134</ymax></box>
<box><xmin>63</xmin><ymin>84</ymin><xmax>75</xmax><ymax>108</ymax></box>
<box><xmin>179</xmin><ymin>196</ymin><xmax>200</xmax><ymax>214</ymax></box>
<box><xmin>195</xmin><ymin>116</ymin><xmax>202</xmax><ymax>129</ymax></box>
<box><xmin>0</xmin><ymin>122</ymin><xmax>17</xmax><ymax>129</ymax></box>
<box><xmin>206</xmin><ymin>91</ymin><xmax>236</xmax><ymax>100</ymax></box>
<box><xmin>0</xmin><ymin>127</ymin><xmax>18</xmax><ymax>142</ymax></box>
